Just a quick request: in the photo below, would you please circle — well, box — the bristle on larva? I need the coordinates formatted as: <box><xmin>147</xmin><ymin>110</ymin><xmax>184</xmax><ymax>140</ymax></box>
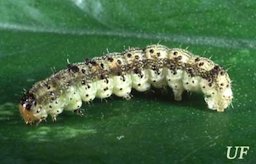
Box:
<box><xmin>19</xmin><ymin>44</ymin><xmax>233</xmax><ymax>124</ymax></box>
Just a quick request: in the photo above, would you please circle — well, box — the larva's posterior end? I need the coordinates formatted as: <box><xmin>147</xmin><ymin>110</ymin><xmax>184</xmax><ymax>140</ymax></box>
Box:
<box><xmin>19</xmin><ymin>104</ymin><xmax>40</xmax><ymax>124</ymax></box>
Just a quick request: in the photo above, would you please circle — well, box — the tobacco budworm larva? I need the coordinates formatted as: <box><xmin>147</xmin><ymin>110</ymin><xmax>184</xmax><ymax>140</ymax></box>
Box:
<box><xmin>19</xmin><ymin>44</ymin><xmax>233</xmax><ymax>124</ymax></box>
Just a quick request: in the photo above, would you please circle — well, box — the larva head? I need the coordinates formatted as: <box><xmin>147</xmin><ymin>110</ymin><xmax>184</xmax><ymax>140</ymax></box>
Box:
<box><xmin>19</xmin><ymin>92</ymin><xmax>41</xmax><ymax>124</ymax></box>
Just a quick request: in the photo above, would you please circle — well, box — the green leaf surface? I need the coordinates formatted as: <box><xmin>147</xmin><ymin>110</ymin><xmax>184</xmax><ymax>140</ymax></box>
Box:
<box><xmin>0</xmin><ymin>0</ymin><xmax>255</xmax><ymax>163</ymax></box>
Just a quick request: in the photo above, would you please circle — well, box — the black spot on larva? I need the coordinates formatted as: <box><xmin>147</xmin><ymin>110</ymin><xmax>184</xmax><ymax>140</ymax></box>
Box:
<box><xmin>186</xmin><ymin>82</ymin><xmax>189</xmax><ymax>85</ymax></box>
<box><xmin>173</xmin><ymin>71</ymin><xmax>177</xmax><ymax>75</ymax></box>
<box><xmin>133</xmin><ymin>68</ymin><xmax>139</xmax><ymax>74</ymax></box>
<box><xmin>199</xmin><ymin>62</ymin><xmax>204</xmax><ymax>66</ymax></box>
<box><xmin>212</xmin><ymin>92</ymin><xmax>215</xmax><ymax>95</ymax></box>
<box><xmin>104</xmin><ymin>87</ymin><xmax>108</xmax><ymax>91</ymax></box>
<box><xmin>68</xmin><ymin>64</ymin><xmax>79</xmax><ymax>73</ymax></box>
<box><xmin>149</xmin><ymin>49</ymin><xmax>154</xmax><ymax>53</ymax></box>
<box><xmin>175</xmin><ymin>56</ymin><xmax>182</xmax><ymax>61</ymax></box>
<box><xmin>122</xmin><ymin>76</ymin><xmax>126</xmax><ymax>82</ymax></box>
<box><xmin>105</xmin><ymin>78</ymin><xmax>109</xmax><ymax>84</ymax></box>
<box><xmin>202</xmin><ymin>86</ymin><xmax>206</xmax><ymax>89</ymax></box>
<box><xmin>81</xmin><ymin>69</ymin><xmax>86</xmax><ymax>74</ymax></box>
<box><xmin>168</xmin><ymin>64</ymin><xmax>175</xmax><ymax>70</ymax></box>
<box><xmin>220</xmin><ymin>83</ymin><xmax>224</xmax><ymax>86</ymax></box>
<box><xmin>127</xmin><ymin>53</ymin><xmax>132</xmax><ymax>58</ymax></box>
<box><xmin>100</xmin><ymin>63</ymin><xmax>104</xmax><ymax>69</ymax></box>
<box><xmin>214</xmin><ymin>65</ymin><xmax>219</xmax><ymax>70</ymax></box>
<box><xmin>81</xmin><ymin>80</ymin><xmax>86</xmax><ymax>85</ymax></box>
<box><xmin>209</xmin><ymin>83</ymin><xmax>212</xmax><ymax>87</ymax></box>
<box><xmin>187</xmin><ymin>68</ymin><xmax>194</xmax><ymax>76</ymax></box>
<box><xmin>220</xmin><ymin>71</ymin><xmax>225</xmax><ymax>76</ymax></box>
<box><xmin>157</xmin><ymin>52</ymin><xmax>161</xmax><ymax>57</ymax></box>
<box><xmin>49</xmin><ymin>105</ymin><xmax>52</xmax><ymax>108</ymax></box>
<box><xmin>107</xmin><ymin>57</ymin><xmax>114</xmax><ymax>62</ymax></box>
<box><xmin>192</xmin><ymin>80</ymin><xmax>195</xmax><ymax>83</ymax></box>
<box><xmin>138</xmin><ymin>83</ymin><xmax>141</xmax><ymax>86</ymax></box>
<box><xmin>55</xmin><ymin>101</ymin><xmax>58</xmax><ymax>104</ymax></box>
<box><xmin>135</xmin><ymin>55</ymin><xmax>139</xmax><ymax>60</ymax></box>
<box><xmin>87</xmin><ymin>85</ymin><xmax>91</xmax><ymax>89</ymax></box>
<box><xmin>117</xmin><ymin>60</ymin><xmax>122</xmax><ymax>65</ymax></box>
<box><xmin>100</xmin><ymin>74</ymin><xmax>105</xmax><ymax>79</ymax></box>
<box><xmin>153</xmin><ymin>80</ymin><xmax>156</xmax><ymax>83</ymax></box>
<box><xmin>46</xmin><ymin>85</ymin><xmax>51</xmax><ymax>89</ymax></box>
<box><xmin>86</xmin><ymin>94</ymin><xmax>89</xmax><ymax>97</ymax></box>
<box><xmin>120</xmin><ymin>88</ymin><xmax>123</xmax><ymax>91</ymax></box>
<box><xmin>151</xmin><ymin>65</ymin><xmax>157</xmax><ymax>71</ymax></box>
<box><xmin>175</xmin><ymin>85</ymin><xmax>177</xmax><ymax>88</ymax></box>
<box><xmin>117</xmin><ymin>71</ymin><xmax>122</xmax><ymax>76</ymax></box>
<box><xmin>211</xmin><ymin>65</ymin><xmax>220</xmax><ymax>75</ymax></box>
<box><xmin>51</xmin><ymin>97</ymin><xmax>55</xmax><ymax>101</ymax></box>
<box><xmin>49</xmin><ymin>91</ymin><xmax>54</xmax><ymax>96</ymax></box>
<box><xmin>88</xmin><ymin>60</ymin><xmax>97</xmax><ymax>66</ymax></box>
<box><xmin>173</xmin><ymin>51</ymin><xmax>178</xmax><ymax>55</ymax></box>
<box><xmin>92</xmin><ymin>61</ymin><xmax>98</xmax><ymax>65</ymax></box>
<box><xmin>195</xmin><ymin>57</ymin><xmax>200</xmax><ymax>62</ymax></box>
<box><xmin>226</xmin><ymin>84</ymin><xmax>230</xmax><ymax>88</ymax></box>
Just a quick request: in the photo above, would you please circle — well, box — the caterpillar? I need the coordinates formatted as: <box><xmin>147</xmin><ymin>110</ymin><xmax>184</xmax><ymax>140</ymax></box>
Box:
<box><xmin>19</xmin><ymin>44</ymin><xmax>233</xmax><ymax>124</ymax></box>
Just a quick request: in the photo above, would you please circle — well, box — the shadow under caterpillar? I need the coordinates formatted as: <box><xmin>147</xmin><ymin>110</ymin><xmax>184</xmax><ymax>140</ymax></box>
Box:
<box><xmin>19</xmin><ymin>44</ymin><xmax>233</xmax><ymax>124</ymax></box>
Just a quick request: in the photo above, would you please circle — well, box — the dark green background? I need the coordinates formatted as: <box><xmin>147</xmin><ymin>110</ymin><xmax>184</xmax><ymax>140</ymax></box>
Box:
<box><xmin>0</xmin><ymin>0</ymin><xmax>255</xmax><ymax>163</ymax></box>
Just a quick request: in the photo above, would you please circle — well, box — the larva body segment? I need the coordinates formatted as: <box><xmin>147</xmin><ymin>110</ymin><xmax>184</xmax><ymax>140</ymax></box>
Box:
<box><xmin>144</xmin><ymin>45</ymin><xmax>168</xmax><ymax>89</ymax></box>
<box><xmin>123</xmin><ymin>48</ymin><xmax>151</xmax><ymax>92</ymax></box>
<box><xmin>166</xmin><ymin>48</ymin><xmax>192</xmax><ymax>101</ymax></box>
<box><xmin>19</xmin><ymin>44</ymin><xmax>233</xmax><ymax>124</ymax></box>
